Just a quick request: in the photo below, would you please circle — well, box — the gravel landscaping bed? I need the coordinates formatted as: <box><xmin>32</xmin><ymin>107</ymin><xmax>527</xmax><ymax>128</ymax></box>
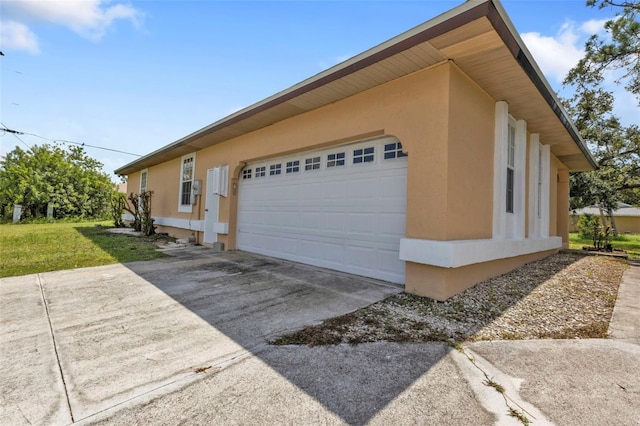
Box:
<box><xmin>272</xmin><ymin>253</ymin><xmax>628</xmax><ymax>346</ymax></box>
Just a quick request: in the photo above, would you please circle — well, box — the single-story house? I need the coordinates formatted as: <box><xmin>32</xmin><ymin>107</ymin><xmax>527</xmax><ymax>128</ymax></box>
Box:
<box><xmin>115</xmin><ymin>0</ymin><xmax>596</xmax><ymax>300</ymax></box>
<box><xmin>570</xmin><ymin>203</ymin><xmax>640</xmax><ymax>234</ymax></box>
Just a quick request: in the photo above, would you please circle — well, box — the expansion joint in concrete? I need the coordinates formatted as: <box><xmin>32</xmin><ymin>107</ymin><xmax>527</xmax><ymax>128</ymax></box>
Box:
<box><xmin>452</xmin><ymin>345</ymin><xmax>553</xmax><ymax>425</ymax></box>
<box><xmin>37</xmin><ymin>274</ymin><xmax>75</xmax><ymax>423</ymax></box>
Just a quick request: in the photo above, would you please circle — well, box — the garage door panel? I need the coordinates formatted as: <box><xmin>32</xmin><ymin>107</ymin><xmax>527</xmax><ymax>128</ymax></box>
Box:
<box><xmin>323</xmin><ymin>212</ymin><xmax>346</xmax><ymax>231</ymax></box>
<box><xmin>347</xmin><ymin>213</ymin><xmax>375</xmax><ymax>234</ymax></box>
<box><xmin>238</xmin><ymin>137</ymin><xmax>406</xmax><ymax>284</ymax></box>
<box><xmin>379</xmin><ymin>213</ymin><xmax>407</xmax><ymax>235</ymax></box>
<box><xmin>377</xmin><ymin>249</ymin><xmax>406</xmax><ymax>274</ymax></box>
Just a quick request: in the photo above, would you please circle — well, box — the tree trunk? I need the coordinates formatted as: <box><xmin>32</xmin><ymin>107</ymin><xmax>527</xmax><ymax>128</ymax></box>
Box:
<box><xmin>609</xmin><ymin>212</ymin><xmax>619</xmax><ymax>236</ymax></box>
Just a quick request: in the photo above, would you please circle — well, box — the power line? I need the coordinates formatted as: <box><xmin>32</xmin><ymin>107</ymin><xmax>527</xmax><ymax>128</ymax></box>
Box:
<box><xmin>12</xmin><ymin>133</ymin><xmax>31</xmax><ymax>149</ymax></box>
<box><xmin>0</xmin><ymin>125</ymin><xmax>142</xmax><ymax>157</ymax></box>
<box><xmin>0</xmin><ymin>122</ymin><xmax>30</xmax><ymax>149</ymax></box>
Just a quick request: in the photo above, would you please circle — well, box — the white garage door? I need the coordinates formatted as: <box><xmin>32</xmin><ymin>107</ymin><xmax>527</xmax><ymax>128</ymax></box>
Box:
<box><xmin>237</xmin><ymin>137</ymin><xmax>407</xmax><ymax>284</ymax></box>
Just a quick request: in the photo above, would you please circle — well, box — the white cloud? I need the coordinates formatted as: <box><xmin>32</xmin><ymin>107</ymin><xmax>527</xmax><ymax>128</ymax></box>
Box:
<box><xmin>521</xmin><ymin>23</ymin><xmax>584</xmax><ymax>83</ymax></box>
<box><xmin>1</xmin><ymin>0</ymin><xmax>142</xmax><ymax>51</ymax></box>
<box><xmin>521</xmin><ymin>18</ymin><xmax>611</xmax><ymax>85</ymax></box>
<box><xmin>0</xmin><ymin>20</ymin><xmax>39</xmax><ymax>53</ymax></box>
<box><xmin>580</xmin><ymin>18</ymin><xmax>608</xmax><ymax>35</ymax></box>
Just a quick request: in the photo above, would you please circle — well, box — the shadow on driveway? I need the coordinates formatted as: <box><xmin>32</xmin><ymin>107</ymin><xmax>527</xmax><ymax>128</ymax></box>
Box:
<box><xmin>10</xmin><ymin>241</ymin><xmax>580</xmax><ymax>424</ymax></box>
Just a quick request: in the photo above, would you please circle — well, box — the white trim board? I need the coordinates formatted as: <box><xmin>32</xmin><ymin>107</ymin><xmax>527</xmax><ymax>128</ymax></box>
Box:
<box><xmin>399</xmin><ymin>237</ymin><xmax>562</xmax><ymax>268</ymax></box>
<box><xmin>154</xmin><ymin>217</ymin><xmax>204</xmax><ymax>232</ymax></box>
<box><xmin>122</xmin><ymin>214</ymin><xmax>205</xmax><ymax>232</ymax></box>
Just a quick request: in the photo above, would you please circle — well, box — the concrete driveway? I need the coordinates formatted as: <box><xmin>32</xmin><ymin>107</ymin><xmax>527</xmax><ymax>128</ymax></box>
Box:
<box><xmin>1</xmin><ymin>248</ymin><xmax>402</xmax><ymax>425</ymax></box>
<box><xmin>2</xmin><ymin>247</ymin><xmax>640</xmax><ymax>425</ymax></box>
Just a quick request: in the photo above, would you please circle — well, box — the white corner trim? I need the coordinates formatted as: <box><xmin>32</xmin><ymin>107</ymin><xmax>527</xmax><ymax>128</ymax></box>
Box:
<box><xmin>212</xmin><ymin>222</ymin><xmax>229</xmax><ymax>234</ymax></box>
<box><xmin>399</xmin><ymin>237</ymin><xmax>562</xmax><ymax>268</ymax></box>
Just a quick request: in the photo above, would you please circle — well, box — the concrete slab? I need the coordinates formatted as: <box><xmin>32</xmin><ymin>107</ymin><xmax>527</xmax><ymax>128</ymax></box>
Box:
<box><xmin>2</xmin><ymin>251</ymin><xmax>401</xmax><ymax>424</ymax></box>
<box><xmin>468</xmin><ymin>339</ymin><xmax>640</xmax><ymax>426</ymax></box>
<box><xmin>87</xmin><ymin>343</ymin><xmax>493</xmax><ymax>426</ymax></box>
<box><xmin>609</xmin><ymin>262</ymin><xmax>640</xmax><ymax>342</ymax></box>
<box><xmin>0</xmin><ymin>275</ymin><xmax>71</xmax><ymax>425</ymax></box>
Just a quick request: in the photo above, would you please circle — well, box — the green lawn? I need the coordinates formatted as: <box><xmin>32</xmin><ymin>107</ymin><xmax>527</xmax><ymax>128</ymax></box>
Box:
<box><xmin>569</xmin><ymin>232</ymin><xmax>640</xmax><ymax>259</ymax></box>
<box><xmin>0</xmin><ymin>221</ymin><xmax>170</xmax><ymax>278</ymax></box>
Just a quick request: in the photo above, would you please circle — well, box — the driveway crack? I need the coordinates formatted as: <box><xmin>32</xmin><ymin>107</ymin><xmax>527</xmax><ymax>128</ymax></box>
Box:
<box><xmin>37</xmin><ymin>274</ymin><xmax>75</xmax><ymax>423</ymax></box>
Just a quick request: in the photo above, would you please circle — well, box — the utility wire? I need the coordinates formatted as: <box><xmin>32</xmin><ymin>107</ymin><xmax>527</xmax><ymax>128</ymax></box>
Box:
<box><xmin>0</xmin><ymin>125</ymin><xmax>142</xmax><ymax>157</ymax></box>
<box><xmin>12</xmin><ymin>133</ymin><xmax>31</xmax><ymax>149</ymax></box>
<box><xmin>0</xmin><ymin>122</ymin><xmax>30</xmax><ymax>149</ymax></box>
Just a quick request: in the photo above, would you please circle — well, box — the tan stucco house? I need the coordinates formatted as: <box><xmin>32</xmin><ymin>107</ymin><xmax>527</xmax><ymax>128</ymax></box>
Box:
<box><xmin>115</xmin><ymin>0</ymin><xmax>596</xmax><ymax>300</ymax></box>
<box><xmin>570</xmin><ymin>203</ymin><xmax>640</xmax><ymax>234</ymax></box>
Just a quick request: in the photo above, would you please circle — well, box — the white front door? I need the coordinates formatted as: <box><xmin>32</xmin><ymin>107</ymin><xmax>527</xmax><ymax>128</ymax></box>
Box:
<box><xmin>237</xmin><ymin>137</ymin><xmax>407</xmax><ymax>284</ymax></box>
<box><xmin>203</xmin><ymin>168</ymin><xmax>219</xmax><ymax>244</ymax></box>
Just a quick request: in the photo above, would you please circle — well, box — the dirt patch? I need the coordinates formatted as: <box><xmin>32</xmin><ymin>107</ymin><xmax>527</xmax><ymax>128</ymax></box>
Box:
<box><xmin>271</xmin><ymin>253</ymin><xmax>627</xmax><ymax>346</ymax></box>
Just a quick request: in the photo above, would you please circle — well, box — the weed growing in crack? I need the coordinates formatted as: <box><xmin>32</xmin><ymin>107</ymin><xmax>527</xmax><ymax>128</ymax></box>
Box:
<box><xmin>483</xmin><ymin>378</ymin><xmax>505</xmax><ymax>394</ymax></box>
<box><xmin>508</xmin><ymin>407</ymin><xmax>531</xmax><ymax>425</ymax></box>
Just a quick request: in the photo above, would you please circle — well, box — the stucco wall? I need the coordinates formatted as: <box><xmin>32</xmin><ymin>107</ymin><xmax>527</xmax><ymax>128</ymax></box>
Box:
<box><xmin>445</xmin><ymin>64</ymin><xmax>495</xmax><ymax>241</ymax></box>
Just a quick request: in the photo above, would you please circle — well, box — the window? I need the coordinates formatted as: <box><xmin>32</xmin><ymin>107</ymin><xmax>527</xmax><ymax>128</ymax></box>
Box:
<box><xmin>327</xmin><ymin>152</ymin><xmax>345</xmax><ymax>167</ymax></box>
<box><xmin>353</xmin><ymin>147</ymin><xmax>374</xmax><ymax>164</ymax></box>
<box><xmin>242</xmin><ymin>168</ymin><xmax>252</xmax><ymax>180</ymax></box>
<box><xmin>270</xmin><ymin>164</ymin><xmax>282</xmax><ymax>176</ymax></box>
<box><xmin>139</xmin><ymin>169</ymin><xmax>148</xmax><ymax>193</ymax></box>
<box><xmin>180</xmin><ymin>155</ymin><xmax>194</xmax><ymax>206</ymax></box>
<box><xmin>255</xmin><ymin>166</ymin><xmax>266</xmax><ymax>178</ymax></box>
<box><xmin>506</xmin><ymin>124</ymin><xmax>516</xmax><ymax>213</ymax></box>
<box><xmin>286</xmin><ymin>160</ymin><xmax>300</xmax><ymax>173</ymax></box>
<box><xmin>384</xmin><ymin>142</ymin><xmax>407</xmax><ymax>159</ymax></box>
<box><xmin>305</xmin><ymin>156</ymin><xmax>320</xmax><ymax>171</ymax></box>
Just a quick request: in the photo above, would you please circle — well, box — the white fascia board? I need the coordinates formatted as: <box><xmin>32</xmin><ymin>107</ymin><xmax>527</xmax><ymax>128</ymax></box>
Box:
<box><xmin>399</xmin><ymin>237</ymin><xmax>562</xmax><ymax>268</ymax></box>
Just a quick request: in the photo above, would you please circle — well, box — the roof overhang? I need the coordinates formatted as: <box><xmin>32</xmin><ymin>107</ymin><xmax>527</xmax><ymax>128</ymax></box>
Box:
<box><xmin>115</xmin><ymin>0</ymin><xmax>596</xmax><ymax>176</ymax></box>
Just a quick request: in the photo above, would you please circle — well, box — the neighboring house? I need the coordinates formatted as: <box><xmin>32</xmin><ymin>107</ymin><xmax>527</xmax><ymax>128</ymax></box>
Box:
<box><xmin>571</xmin><ymin>203</ymin><xmax>640</xmax><ymax>234</ymax></box>
<box><xmin>115</xmin><ymin>0</ymin><xmax>596</xmax><ymax>300</ymax></box>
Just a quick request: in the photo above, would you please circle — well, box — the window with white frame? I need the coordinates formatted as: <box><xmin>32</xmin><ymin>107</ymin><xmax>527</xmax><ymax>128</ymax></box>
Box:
<box><xmin>353</xmin><ymin>147</ymin><xmax>374</xmax><ymax>164</ymax></box>
<box><xmin>180</xmin><ymin>155</ymin><xmax>194</xmax><ymax>207</ymax></box>
<box><xmin>139</xmin><ymin>169</ymin><xmax>148</xmax><ymax>194</ymax></box>
<box><xmin>270</xmin><ymin>164</ymin><xmax>282</xmax><ymax>176</ymax></box>
<box><xmin>255</xmin><ymin>166</ymin><xmax>266</xmax><ymax>178</ymax></box>
<box><xmin>384</xmin><ymin>142</ymin><xmax>407</xmax><ymax>159</ymax></box>
<box><xmin>286</xmin><ymin>160</ymin><xmax>299</xmax><ymax>173</ymax></box>
<box><xmin>242</xmin><ymin>168</ymin><xmax>252</xmax><ymax>180</ymax></box>
<box><xmin>327</xmin><ymin>152</ymin><xmax>345</xmax><ymax>167</ymax></box>
<box><xmin>506</xmin><ymin>124</ymin><xmax>516</xmax><ymax>213</ymax></box>
<box><xmin>305</xmin><ymin>156</ymin><xmax>320</xmax><ymax>171</ymax></box>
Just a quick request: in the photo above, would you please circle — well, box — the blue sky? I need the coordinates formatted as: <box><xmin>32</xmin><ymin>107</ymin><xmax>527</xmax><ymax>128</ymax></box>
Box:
<box><xmin>1</xmin><ymin>0</ymin><xmax>637</xmax><ymax>180</ymax></box>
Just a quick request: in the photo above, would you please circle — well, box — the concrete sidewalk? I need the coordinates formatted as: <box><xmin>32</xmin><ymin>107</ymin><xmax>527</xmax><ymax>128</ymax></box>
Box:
<box><xmin>1</xmin><ymin>251</ymin><xmax>639</xmax><ymax>425</ymax></box>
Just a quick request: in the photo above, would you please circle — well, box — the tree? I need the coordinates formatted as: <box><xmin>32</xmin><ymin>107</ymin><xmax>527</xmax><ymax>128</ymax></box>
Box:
<box><xmin>0</xmin><ymin>144</ymin><xmax>116</xmax><ymax>221</ymax></box>
<box><xmin>568</xmin><ymin>0</ymin><xmax>639</xmax><ymax>104</ymax></box>
<box><xmin>564</xmin><ymin>0</ymin><xmax>640</xmax><ymax>232</ymax></box>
